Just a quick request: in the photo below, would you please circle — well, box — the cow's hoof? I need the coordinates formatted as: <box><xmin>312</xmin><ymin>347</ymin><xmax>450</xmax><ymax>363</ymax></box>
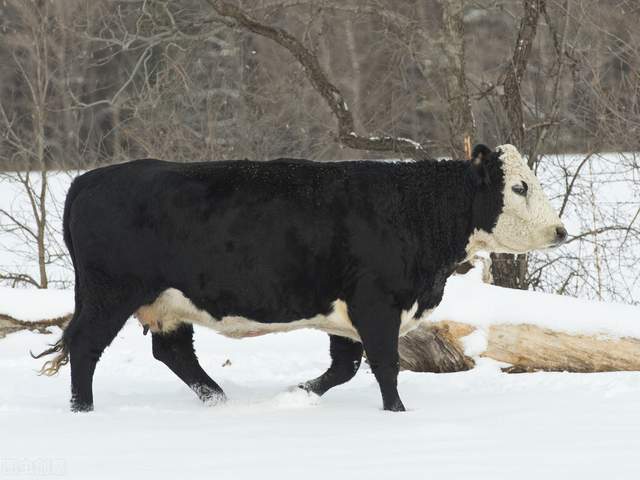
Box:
<box><xmin>383</xmin><ymin>400</ymin><xmax>406</xmax><ymax>412</ymax></box>
<box><xmin>194</xmin><ymin>383</ymin><xmax>227</xmax><ymax>406</ymax></box>
<box><xmin>70</xmin><ymin>401</ymin><xmax>94</xmax><ymax>413</ymax></box>
<box><xmin>293</xmin><ymin>382</ymin><xmax>320</xmax><ymax>395</ymax></box>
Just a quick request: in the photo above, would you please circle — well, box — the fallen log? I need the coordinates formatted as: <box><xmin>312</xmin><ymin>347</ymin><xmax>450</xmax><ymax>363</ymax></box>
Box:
<box><xmin>400</xmin><ymin>321</ymin><xmax>640</xmax><ymax>373</ymax></box>
<box><xmin>398</xmin><ymin>321</ymin><xmax>475</xmax><ymax>372</ymax></box>
<box><xmin>0</xmin><ymin>313</ymin><xmax>70</xmax><ymax>339</ymax></box>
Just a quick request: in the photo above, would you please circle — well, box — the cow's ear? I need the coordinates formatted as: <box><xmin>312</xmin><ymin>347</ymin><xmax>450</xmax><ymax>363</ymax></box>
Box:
<box><xmin>470</xmin><ymin>144</ymin><xmax>493</xmax><ymax>186</ymax></box>
<box><xmin>471</xmin><ymin>144</ymin><xmax>492</xmax><ymax>165</ymax></box>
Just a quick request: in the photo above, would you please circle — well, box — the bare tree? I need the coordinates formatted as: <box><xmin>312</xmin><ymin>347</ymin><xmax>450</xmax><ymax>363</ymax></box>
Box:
<box><xmin>204</xmin><ymin>0</ymin><xmax>432</xmax><ymax>159</ymax></box>
<box><xmin>0</xmin><ymin>1</ymin><xmax>58</xmax><ymax>288</ymax></box>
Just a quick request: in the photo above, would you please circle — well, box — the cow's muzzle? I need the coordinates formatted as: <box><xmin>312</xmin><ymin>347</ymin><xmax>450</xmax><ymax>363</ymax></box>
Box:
<box><xmin>553</xmin><ymin>225</ymin><xmax>568</xmax><ymax>246</ymax></box>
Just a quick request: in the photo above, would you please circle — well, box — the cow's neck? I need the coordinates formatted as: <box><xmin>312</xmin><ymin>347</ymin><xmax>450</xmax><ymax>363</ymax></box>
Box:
<box><xmin>398</xmin><ymin>160</ymin><xmax>478</xmax><ymax>310</ymax></box>
<box><xmin>408</xmin><ymin>160</ymin><xmax>477</xmax><ymax>263</ymax></box>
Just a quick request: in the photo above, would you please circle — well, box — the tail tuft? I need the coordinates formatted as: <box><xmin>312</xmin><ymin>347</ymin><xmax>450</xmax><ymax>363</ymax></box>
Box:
<box><xmin>30</xmin><ymin>338</ymin><xmax>69</xmax><ymax>376</ymax></box>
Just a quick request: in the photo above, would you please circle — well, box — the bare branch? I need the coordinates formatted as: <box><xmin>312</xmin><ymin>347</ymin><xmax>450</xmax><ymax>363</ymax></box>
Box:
<box><xmin>204</xmin><ymin>0</ymin><xmax>431</xmax><ymax>159</ymax></box>
<box><xmin>558</xmin><ymin>149</ymin><xmax>598</xmax><ymax>218</ymax></box>
<box><xmin>0</xmin><ymin>272</ymin><xmax>41</xmax><ymax>288</ymax></box>
<box><xmin>565</xmin><ymin>226</ymin><xmax>640</xmax><ymax>246</ymax></box>
<box><xmin>0</xmin><ymin>209</ymin><xmax>38</xmax><ymax>240</ymax></box>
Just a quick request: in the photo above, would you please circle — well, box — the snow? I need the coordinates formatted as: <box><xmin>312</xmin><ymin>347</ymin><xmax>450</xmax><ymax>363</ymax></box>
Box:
<box><xmin>397</xmin><ymin>136</ymin><xmax>423</xmax><ymax>149</ymax></box>
<box><xmin>2</xmin><ymin>322</ymin><xmax>640</xmax><ymax>479</ymax></box>
<box><xmin>460</xmin><ymin>327</ymin><xmax>488</xmax><ymax>356</ymax></box>
<box><xmin>431</xmin><ymin>267</ymin><xmax>640</xmax><ymax>339</ymax></box>
<box><xmin>0</xmin><ymin>286</ymin><xmax>73</xmax><ymax>321</ymax></box>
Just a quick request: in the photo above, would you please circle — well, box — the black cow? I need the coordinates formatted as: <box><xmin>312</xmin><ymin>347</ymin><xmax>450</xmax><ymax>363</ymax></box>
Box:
<box><xmin>35</xmin><ymin>144</ymin><xmax>566</xmax><ymax>412</ymax></box>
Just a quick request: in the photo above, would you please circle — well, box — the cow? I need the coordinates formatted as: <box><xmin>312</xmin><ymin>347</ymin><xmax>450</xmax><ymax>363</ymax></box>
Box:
<box><xmin>34</xmin><ymin>144</ymin><xmax>567</xmax><ymax>412</ymax></box>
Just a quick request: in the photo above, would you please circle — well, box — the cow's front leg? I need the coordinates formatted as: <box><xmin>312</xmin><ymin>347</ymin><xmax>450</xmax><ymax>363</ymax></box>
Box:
<box><xmin>350</xmin><ymin>280</ymin><xmax>405</xmax><ymax>412</ymax></box>
<box><xmin>299</xmin><ymin>334</ymin><xmax>363</xmax><ymax>396</ymax></box>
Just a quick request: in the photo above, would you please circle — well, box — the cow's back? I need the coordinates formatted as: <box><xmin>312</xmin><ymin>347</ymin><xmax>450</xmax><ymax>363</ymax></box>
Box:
<box><xmin>66</xmin><ymin>159</ymin><xmax>353</xmax><ymax>323</ymax></box>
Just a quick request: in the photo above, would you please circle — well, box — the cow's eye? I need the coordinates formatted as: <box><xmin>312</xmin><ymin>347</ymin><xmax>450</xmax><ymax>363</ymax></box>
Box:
<box><xmin>512</xmin><ymin>182</ymin><xmax>528</xmax><ymax>196</ymax></box>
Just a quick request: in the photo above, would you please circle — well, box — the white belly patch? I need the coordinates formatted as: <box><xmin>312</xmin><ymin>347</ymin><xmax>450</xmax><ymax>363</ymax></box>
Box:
<box><xmin>135</xmin><ymin>288</ymin><xmax>431</xmax><ymax>341</ymax></box>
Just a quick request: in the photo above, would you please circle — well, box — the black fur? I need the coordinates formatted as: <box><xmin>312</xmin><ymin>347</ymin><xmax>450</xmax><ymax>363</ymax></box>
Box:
<box><xmin>299</xmin><ymin>335</ymin><xmax>364</xmax><ymax>396</ymax></box>
<box><xmin>52</xmin><ymin>147</ymin><xmax>505</xmax><ymax>411</ymax></box>
<box><xmin>152</xmin><ymin>324</ymin><xmax>225</xmax><ymax>403</ymax></box>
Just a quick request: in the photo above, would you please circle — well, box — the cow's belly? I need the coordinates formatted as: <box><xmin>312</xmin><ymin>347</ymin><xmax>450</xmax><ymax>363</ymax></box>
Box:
<box><xmin>135</xmin><ymin>288</ymin><xmax>430</xmax><ymax>341</ymax></box>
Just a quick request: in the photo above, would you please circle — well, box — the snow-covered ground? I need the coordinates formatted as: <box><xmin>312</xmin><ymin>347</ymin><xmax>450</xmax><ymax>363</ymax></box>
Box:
<box><xmin>2</xmin><ymin>323</ymin><xmax>640</xmax><ymax>479</ymax></box>
<box><xmin>0</xmin><ymin>286</ymin><xmax>73</xmax><ymax>321</ymax></box>
<box><xmin>2</xmin><ymin>274</ymin><xmax>640</xmax><ymax>479</ymax></box>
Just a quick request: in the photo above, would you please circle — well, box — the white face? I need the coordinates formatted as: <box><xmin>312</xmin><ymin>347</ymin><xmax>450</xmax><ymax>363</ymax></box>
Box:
<box><xmin>469</xmin><ymin>144</ymin><xmax>566</xmax><ymax>255</ymax></box>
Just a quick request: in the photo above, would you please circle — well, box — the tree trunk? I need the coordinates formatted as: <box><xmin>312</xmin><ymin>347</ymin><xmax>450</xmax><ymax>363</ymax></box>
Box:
<box><xmin>37</xmin><ymin>170</ymin><xmax>48</xmax><ymax>289</ymax></box>
<box><xmin>490</xmin><ymin>253</ymin><xmax>528</xmax><ymax>290</ymax></box>
<box><xmin>344</xmin><ymin>16</ymin><xmax>363</xmax><ymax>134</ymax></box>
<box><xmin>440</xmin><ymin>0</ymin><xmax>476</xmax><ymax>159</ymax></box>
<box><xmin>501</xmin><ymin>0</ymin><xmax>545</xmax><ymax>151</ymax></box>
<box><xmin>400</xmin><ymin>321</ymin><xmax>640</xmax><ymax>373</ymax></box>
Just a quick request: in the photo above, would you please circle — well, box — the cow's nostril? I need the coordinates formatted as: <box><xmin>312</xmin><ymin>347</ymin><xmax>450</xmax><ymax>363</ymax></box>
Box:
<box><xmin>555</xmin><ymin>226</ymin><xmax>568</xmax><ymax>244</ymax></box>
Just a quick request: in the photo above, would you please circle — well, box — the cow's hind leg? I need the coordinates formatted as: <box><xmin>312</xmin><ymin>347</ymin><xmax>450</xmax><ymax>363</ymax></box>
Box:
<box><xmin>152</xmin><ymin>324</ymin><xmax>226</xmax><ymax>405</ymax></box>
<box><xmin>68</xmin><ymin>297</ymin><xmax>134</xmax><ymax>412</ymax></box>
<box><xmin>299</xmin><ymin>335</ymin><xmax>363</xmax><ymax>396</ymax></box>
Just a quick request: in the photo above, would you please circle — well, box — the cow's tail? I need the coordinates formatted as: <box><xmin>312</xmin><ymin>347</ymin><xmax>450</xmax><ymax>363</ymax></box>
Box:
<box><xmin>31</xmin><ymin>338</ymin><xmax>69</xmax><ymax>376</ymax></box>
<box><xmin>31</xmin><ymin>175</ymin><xmax>84</xmax><ymax>376</ymax></box>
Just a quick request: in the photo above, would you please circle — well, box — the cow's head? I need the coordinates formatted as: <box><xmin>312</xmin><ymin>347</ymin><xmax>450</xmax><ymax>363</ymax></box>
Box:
<box><xmin>467</xmin><ymin>144</ymin><xmax>567</xmax><ymax>255</ymax></box>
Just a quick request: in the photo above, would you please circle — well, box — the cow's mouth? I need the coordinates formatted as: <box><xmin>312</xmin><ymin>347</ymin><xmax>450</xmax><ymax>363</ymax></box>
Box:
<box><xmin>545</xmin><ymin>226</ymin><xmax>568</xmax><ymax>249</ymax></box>
<box><xmin>547</xmin><ymin>239</ymin><xmax>566</xmax><ymax>249</ymax></box>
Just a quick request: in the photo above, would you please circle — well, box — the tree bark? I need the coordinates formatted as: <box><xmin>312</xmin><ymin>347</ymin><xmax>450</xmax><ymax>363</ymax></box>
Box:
<box><xmin>490</xmin><ymin>253</ymin><xmax>528</xmax><ymax>290</ymax></box>
<box><xmin>440</xmin><ymin>0</ymin><xmax>475</xmax><ymax>159</ymax></box>
<box><xmin>399</xmin><ymin>321</ymin><xmax>475</xmax><ymax>372</ymax></box>
<box><xmin>344</xmin><ymin>16</ymin><xmax>363</xmax><ymax>134</ymax></box>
